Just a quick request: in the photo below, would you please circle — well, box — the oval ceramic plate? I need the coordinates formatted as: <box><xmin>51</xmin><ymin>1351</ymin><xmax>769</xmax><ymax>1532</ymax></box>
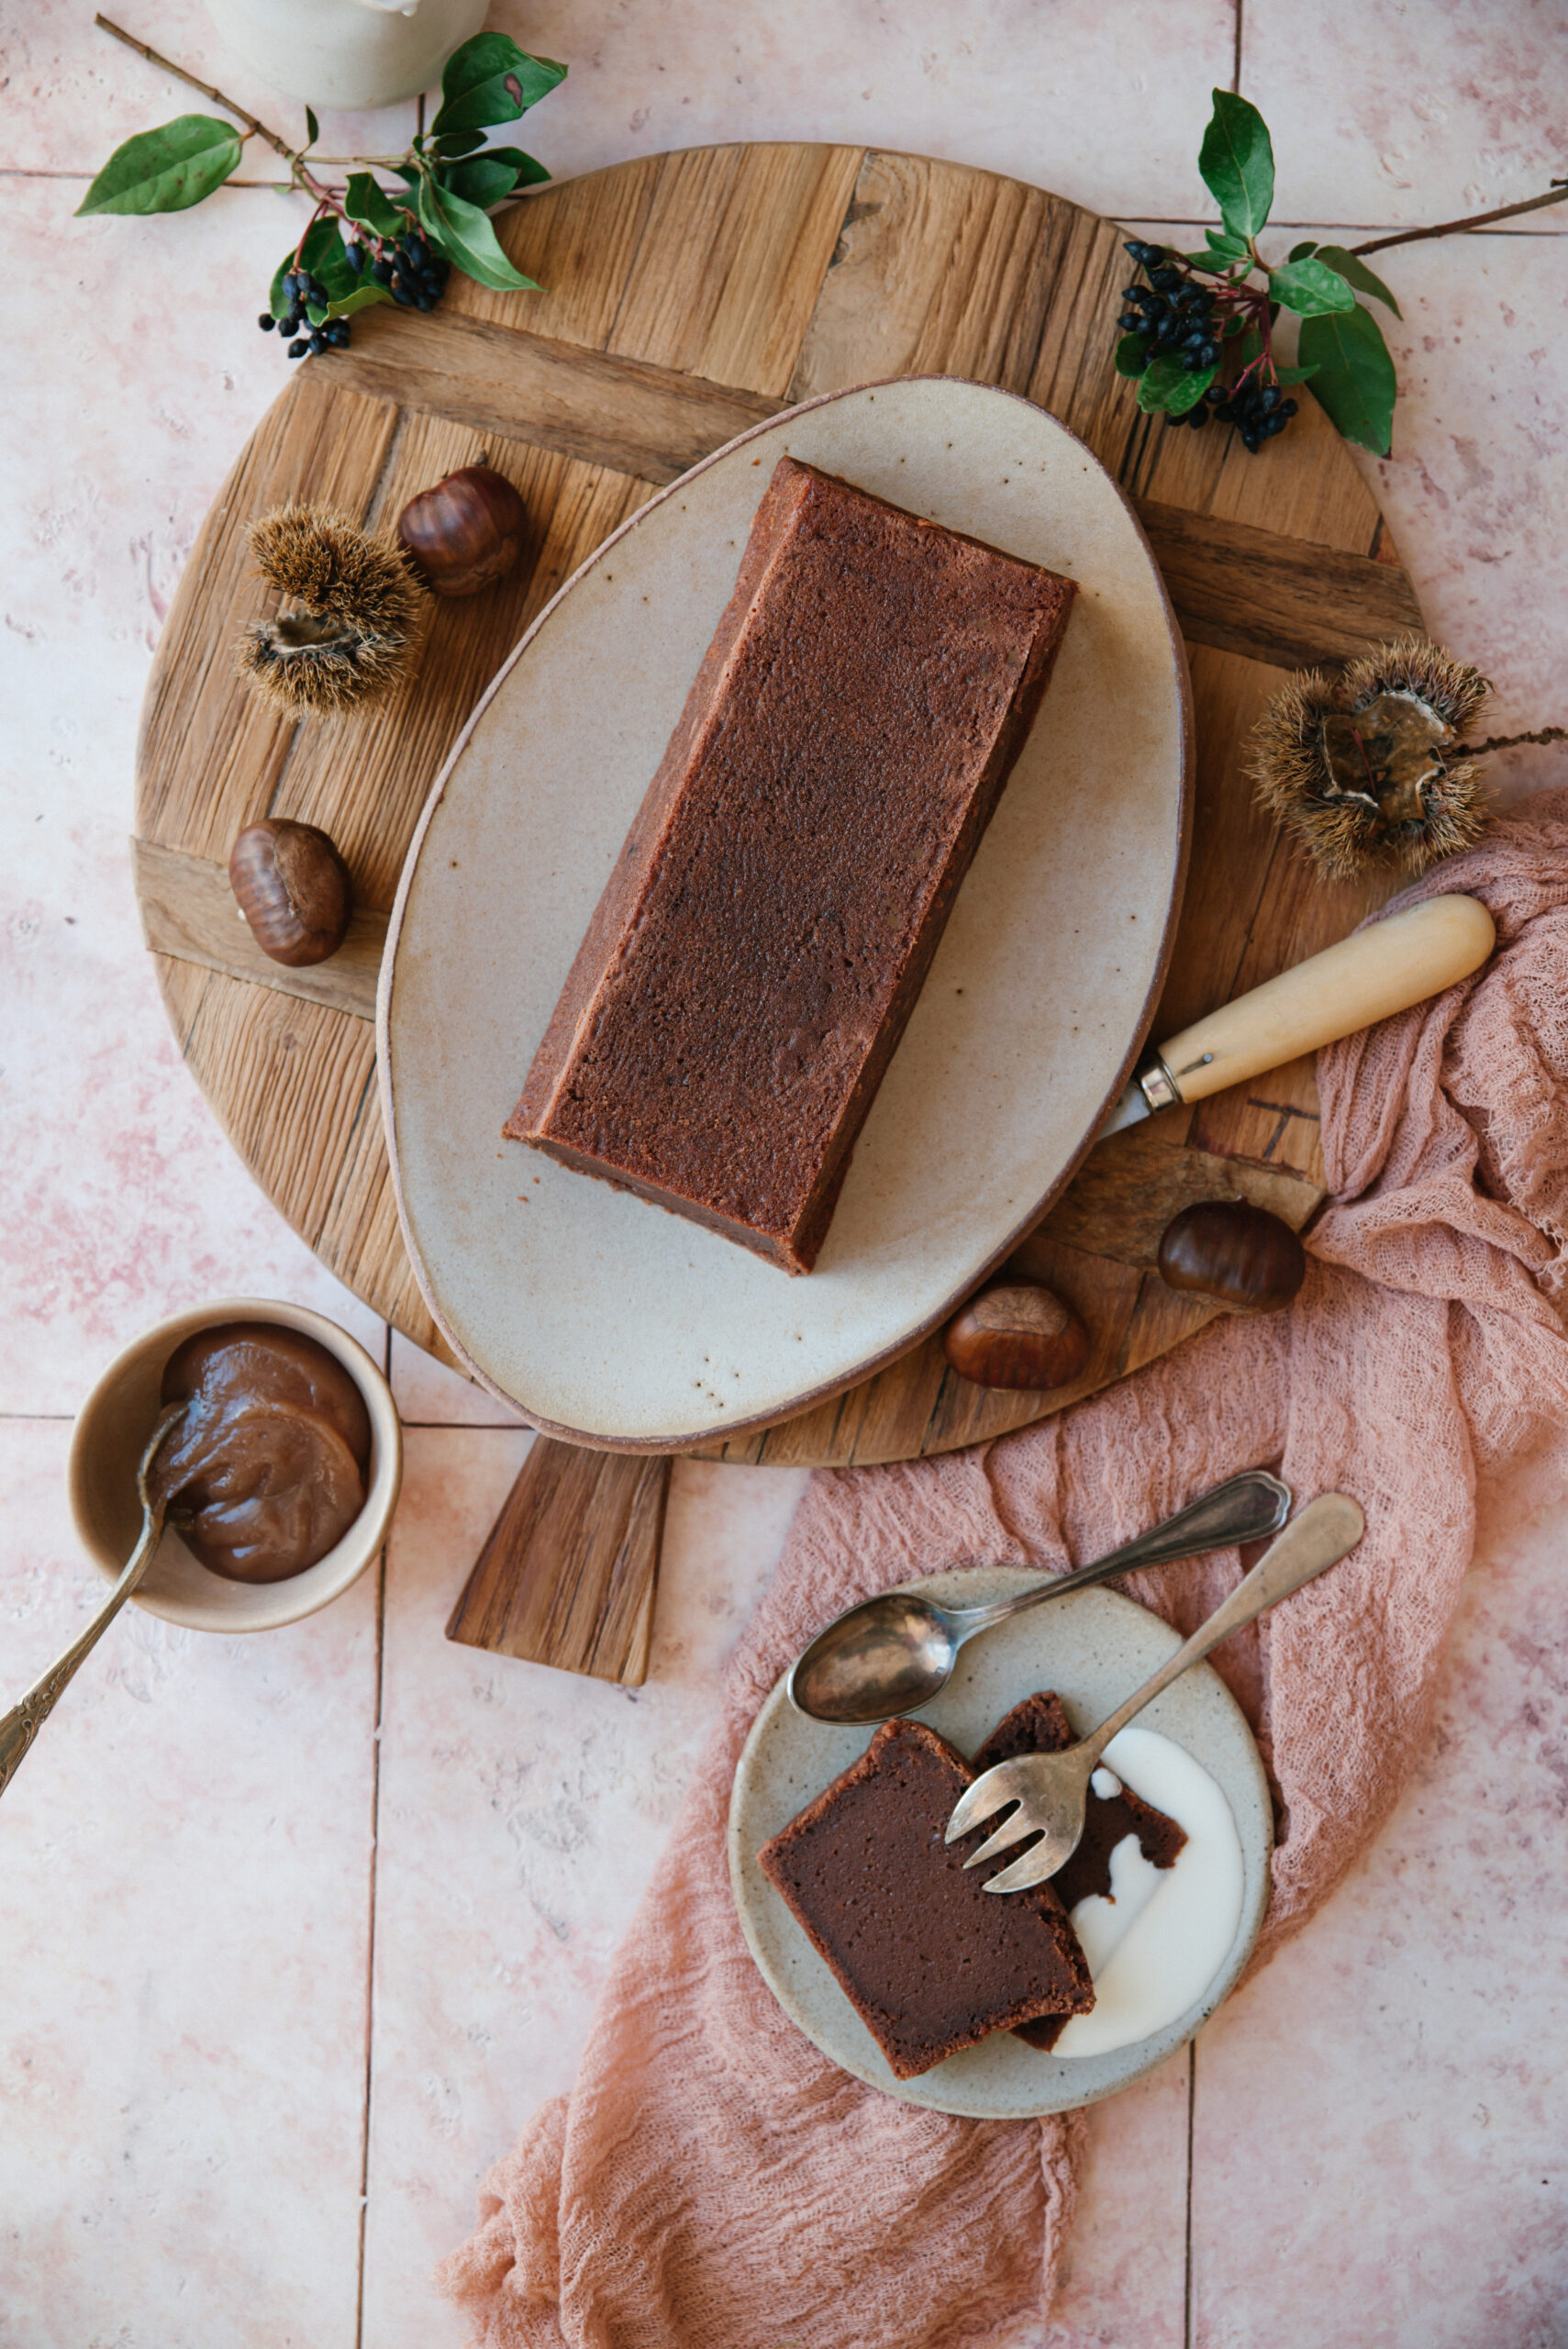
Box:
<box><xmin>729</xmin><ymin>1572</ymin><xmax>1273</xmax><ymax>2118</ymax></box>
<box><xmin>380</xmin><ymin>376</ymin><xmax>1192</xmax><ymax>1447</ymax></box>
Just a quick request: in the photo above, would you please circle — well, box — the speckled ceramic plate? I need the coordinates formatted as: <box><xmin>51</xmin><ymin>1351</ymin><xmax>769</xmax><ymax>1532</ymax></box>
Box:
<box><xmin>380</xmin><ymin>376</ymin><xmax>1192</xmax><ymax>1448</ymax></box>
<box><xmin>729</xmin><ymin>1572</ymin><xmax>1273</xmax><ymax>2118</ymax></box>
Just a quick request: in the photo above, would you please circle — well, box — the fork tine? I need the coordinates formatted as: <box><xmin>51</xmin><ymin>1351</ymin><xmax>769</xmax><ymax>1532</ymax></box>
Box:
<box><xmin>960</xmin><ymin>1805</ymin><xmax>1040</xmax><ymax>1869</ymax></box>
<box><xmin>982</xmin><ymin>1840</ymin><xmax>1065</xmax><ymax>1895</ymax></box>
<box><xmin>945</xmin><ymin>1757</ymin><xmax>1028</xmax><ymax>1842</ymax></box>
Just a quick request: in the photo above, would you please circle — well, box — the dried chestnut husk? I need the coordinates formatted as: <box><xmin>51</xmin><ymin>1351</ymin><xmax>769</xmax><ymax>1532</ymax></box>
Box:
<box><xmin>1157</xmin><ymin>1199</ymin><xmax>1305</xmax><ymax>1314</ymax></box>
<box><xmin>397</xmin><ymin>461</ymin><xmax>527</xmax><ymax>596</ymax></box>
<box><xmin>943</xmin><ymin>1281</ymin><xmax>1090</xmax><ymax>1391</ymax></box>
<box><xmin>230</xmin><ymin>819</ymin><xmax>352</xmax><ymax>967</ymax></box>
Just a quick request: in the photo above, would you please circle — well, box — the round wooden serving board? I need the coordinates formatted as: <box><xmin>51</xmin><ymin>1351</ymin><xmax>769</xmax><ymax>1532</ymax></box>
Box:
<box><xmin>135</xmin><ymin>142</ymin><xmax>1421</xmax><ymax>1480</ymax></box>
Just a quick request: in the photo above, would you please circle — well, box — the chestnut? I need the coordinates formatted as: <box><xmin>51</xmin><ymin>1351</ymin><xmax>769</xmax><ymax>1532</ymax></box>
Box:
<box><xmin>943</xmin><ymin>1281</ymin><xmax>1091</xmax><ymax>1391</ymax></box>
<box><xmin>396</xmin><ymin>461</ymin><xmax>527</xmax><ymax>597</ymax></box>
<box><xmin>229</xmin><ymin>818</ymin><xmax>352</xmax><ymax>968</ymax></box>
<box><xmin>1157</xmin><ymin>1199</ymin><xmax>1306</xmax><ymax>1315</ymax></box>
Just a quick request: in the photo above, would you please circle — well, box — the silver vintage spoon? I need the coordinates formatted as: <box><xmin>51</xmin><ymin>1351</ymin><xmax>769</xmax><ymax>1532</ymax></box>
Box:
<box><xmin>946</xmin><ymin>1491</ymin><xmax>1365</xmax><ymax>1891</ymax></box>
<box><xmin>0</xmin><ymin>1403</ymin><xmax>185</xmax><ymax>1802</ymax></box>
<box><xmin>786</xmin><ymin>1467</ymin><xmax>1291</xmax><ymax>1726</ymax></box>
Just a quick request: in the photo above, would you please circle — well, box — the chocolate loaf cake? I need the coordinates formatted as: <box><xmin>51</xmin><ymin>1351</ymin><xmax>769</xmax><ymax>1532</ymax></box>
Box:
<box><xmin>757</xmin><ymin>1716</ymin><xmax>1094</xmax><ymax>2081</ymax></box>
<box><xmin>506</xmin><ymin>457</ymin><xmax>1077</xmax><ymax>1273</ymax></box>
<box><xmin>971</xmin><ymin>1691</ymin><xmax>1186</xmax><ymax>2053</ymax></box>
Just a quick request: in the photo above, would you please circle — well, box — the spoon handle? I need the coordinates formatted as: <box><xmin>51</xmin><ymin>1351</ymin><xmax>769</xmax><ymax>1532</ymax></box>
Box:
<box><xmin>0</xmin><ymin>1404</ymin><xmax>183</xmax><ymax>1804</ymax></box>
<box><xmin>962</xmin><ymin>1467</ymin><xmax>1291</xmax><ymax>1633</ymax></box>
<box><xmin>1079</xmin><ymin>1492</ymin><xmax>1365</xmax><ymax>1765</ymax></box>
<box><xmin>0</xmin><ymin>1497</ymin><xmax>171</xmax><ymax>1801</ymax></box>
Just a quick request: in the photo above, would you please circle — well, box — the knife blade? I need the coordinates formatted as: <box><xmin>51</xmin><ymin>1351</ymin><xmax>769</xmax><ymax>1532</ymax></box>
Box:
<box><xmin>1097</xmin><ymin>893</ymin><xmax>1495</xmax><ymax>1141</ymax></box>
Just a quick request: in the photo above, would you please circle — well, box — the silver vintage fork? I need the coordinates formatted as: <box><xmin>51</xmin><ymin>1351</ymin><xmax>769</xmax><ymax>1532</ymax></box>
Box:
<box><xmin>945</xmin><ymin>1491</ymin><xmax>1366</xmax><ymax>1893</ymax></box>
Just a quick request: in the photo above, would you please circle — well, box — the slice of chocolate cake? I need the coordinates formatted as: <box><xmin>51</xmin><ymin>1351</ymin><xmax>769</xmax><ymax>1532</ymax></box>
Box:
<box><xmin>506</xmin><ymin>456</ymin><xmax>1077</xmax><ymax>1274</ymax></box>
<box><xmin>757</xmin><ymin>1716</ymin><xmax>1094</xmax><ymax>2081</ymax></box>
<box><xmin>971</xmin><ymin>1692</ymin><xmax>1187</xmax><ymax>2052</ymax></box>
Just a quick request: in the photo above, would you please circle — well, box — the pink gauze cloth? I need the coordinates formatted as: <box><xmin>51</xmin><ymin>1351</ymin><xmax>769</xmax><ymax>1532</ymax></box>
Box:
<box><xmin>439</xmin><ymin>785</ymin><xmax>1568</xmax><ymax>2349</ymax></box>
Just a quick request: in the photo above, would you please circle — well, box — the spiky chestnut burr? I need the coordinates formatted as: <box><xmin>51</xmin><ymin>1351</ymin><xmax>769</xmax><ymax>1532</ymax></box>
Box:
<box><xmin>1248</xmin><ymin>636</ymin><xmax>1495</xmax><ymax>881</ymax></box>
<box><xmin>236</xmin><ymin>504</ymin><xmax>424</xmax><ymax>716</ymax></box>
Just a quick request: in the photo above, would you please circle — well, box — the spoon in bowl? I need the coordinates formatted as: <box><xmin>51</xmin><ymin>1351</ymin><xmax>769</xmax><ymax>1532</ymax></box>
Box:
<box><xmin>0</xmin><ymin>1402</ymin><xmax>185</xmax><ymax>1801</ymax></box>
<box><xmin>786</xmin><ymin>1466</ymin><xmax>1290</xmax><ymax>1725</ymax></box>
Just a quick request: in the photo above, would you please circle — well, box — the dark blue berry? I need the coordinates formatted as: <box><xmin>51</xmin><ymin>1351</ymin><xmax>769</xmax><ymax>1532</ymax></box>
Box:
<box><xmin>287</xmin><ymin>338</ymin><xmax>309</xmax><ymax>358</ymax></box>
<box><xmin>371</xmin><ymin>259</ymin><xmax>394</xmax><ymax>285</ymax></box>
<box><xmin>345</xmin><ymin>241</ymin><xmax>365</xmax><ymax>273</ymax></box>
<box><xmin>258</xmin><ymin>312</ymin><xmax>276</xmax><ymax>331</ymax></box>
<box><xmin>307</xmin><ymin>330</ymin><xmax>326</xmax><ymax>355</ymax></box>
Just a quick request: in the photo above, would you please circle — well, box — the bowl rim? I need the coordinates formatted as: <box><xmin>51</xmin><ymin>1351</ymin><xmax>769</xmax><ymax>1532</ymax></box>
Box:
<box><xmin>66</xmin><ymin>1297</ymin><xmax>402</xmax><ymax>1632</ymax></box>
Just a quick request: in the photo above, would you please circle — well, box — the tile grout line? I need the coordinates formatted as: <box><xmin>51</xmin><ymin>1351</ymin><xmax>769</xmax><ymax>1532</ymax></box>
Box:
<box><xmin>1184</xmin><ymin>2040</ymin><xmax>1197</xmax><ymax>2349</ymax></box>
<box><xmin>353</xmin><ymin>1324</ymin><xmax>395</xmax><ymax>2349</ymax></box>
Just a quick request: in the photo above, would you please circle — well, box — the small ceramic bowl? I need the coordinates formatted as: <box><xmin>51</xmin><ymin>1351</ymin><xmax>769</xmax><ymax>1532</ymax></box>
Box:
<box><xmin>68</xmin><ymin>1297</ymin><xmax>402</xmax><ymax>1633</ymax></box>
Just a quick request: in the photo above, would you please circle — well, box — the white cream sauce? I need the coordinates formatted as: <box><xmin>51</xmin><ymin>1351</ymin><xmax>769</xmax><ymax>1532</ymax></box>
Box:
<box><xmin>1051</xmin><ymin>1725</ymin><xmax>1245</xmax><ymax>2059</ymax></box>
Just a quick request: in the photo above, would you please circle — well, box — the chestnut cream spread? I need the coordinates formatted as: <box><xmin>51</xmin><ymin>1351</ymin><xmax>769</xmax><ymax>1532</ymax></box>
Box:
<box><xmin>152</xmin><ymin>1322</ymin><xmax>372</xmax><ymax>1583</ymax></box>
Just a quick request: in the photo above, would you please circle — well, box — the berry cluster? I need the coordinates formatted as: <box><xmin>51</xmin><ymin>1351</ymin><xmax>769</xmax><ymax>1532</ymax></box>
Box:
<box><xmin>1120</xmin><ymin>240</ymin><xmax>1300</xmax><ymax>453</ymax></box>
<box><xmin>255</xmin><ymin>228</ymin><xmax>452</xmax><ymax>360</ymax></box>
<box><xmin>1118</xmin><ymin>241</ymin><xmax>1220</xmax><ymax>373</ymax></box>
<box><xmin>349</xmin><ymin>230</ymin><xmax>451</xmax><ymax>314</ymax></box>
<box><xmin>1206</xmin><ymin>377</ymin><xmax>1297</xmax><ymax>451</ymax></box>
<box><xmin>258</xmin><ymin>265</ymin><xmax>350</xmax><ymax>358</ymax></box>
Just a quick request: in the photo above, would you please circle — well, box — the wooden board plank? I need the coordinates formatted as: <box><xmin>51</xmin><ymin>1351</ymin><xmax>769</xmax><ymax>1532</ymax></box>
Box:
<box><xmin>446</xmin><ymin>1441</ymin><xmax>669</xmax><ymax>1684</ymax></box>
<box><xmin>323</xmin><ymin>310</ymin><xmax>782</xmax><ymax>485</ymax></box>
<box><xmin>134</xmin><ymin>837</ymin><xmax>385</xmax><ymax>1019</ymax></box>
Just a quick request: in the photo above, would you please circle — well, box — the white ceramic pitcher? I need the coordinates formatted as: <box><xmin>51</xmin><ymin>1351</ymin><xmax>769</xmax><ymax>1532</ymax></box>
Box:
<box><xmin>205</xmin><ymin>0</ymin><xmax>490</xmax><ymax>112</ymax></box>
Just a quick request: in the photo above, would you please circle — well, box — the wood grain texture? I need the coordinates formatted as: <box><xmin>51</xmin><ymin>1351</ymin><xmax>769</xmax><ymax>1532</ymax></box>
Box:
<box><xmin>1132</xmin><ymin>500</ymin><xmax>1424</xmax><ymax>671</ymax></box>
<box><xmin>134</xmin><ymin>143</ymin><xmax>1419</xmax><ymax>1480</ymax></box>
<box><xmin>134</xmin><ymin>838</ymin><xmax>385</xmax><ymax>1019</ymax></box>
<box><xmin>445</xmin><ymin>1441</ymin><xmax>669</xmax><ymax>1683</ymax></box>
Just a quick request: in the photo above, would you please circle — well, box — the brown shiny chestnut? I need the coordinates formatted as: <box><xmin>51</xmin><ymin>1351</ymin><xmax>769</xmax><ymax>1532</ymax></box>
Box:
<box><xmin>943</xmin><ymin>1280</ymin><xmax>1091</xmax><ymax>1391</ymax></box>
<box><xmin>396</xmin><ymin>461</ymin><xmax>528</xmax><ymax>596</ymax></box>
<box><xmin>229</xmin><ymin>818</ymin><xmax>352</xmax><ymax>968</ymax></box>
<box><xmin>1157</xmin><ymin>1199</ymin><xmax>1306</xmax><ymax>1315</ymax></box>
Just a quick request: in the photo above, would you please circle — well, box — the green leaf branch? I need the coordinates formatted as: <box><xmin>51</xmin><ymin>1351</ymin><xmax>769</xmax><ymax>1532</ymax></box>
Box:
<box><xmin>77</xmin><ymin>14</ymin><xmax>565</xmax><ymax>354</ymax></box>
<box><xmin>1119</xmin><ymin>87</ymin><xmax>1568</xmax><ymax>458</ymax></box>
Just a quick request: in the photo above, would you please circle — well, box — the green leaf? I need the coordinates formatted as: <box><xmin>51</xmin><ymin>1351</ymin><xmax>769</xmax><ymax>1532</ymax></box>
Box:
<box><xmin>439</xmin><ymin>156</ymin><xmax>522</xmax><ymax>210</ymax></box>
<box><xmin>1287</xmin><ymin>239</ymin><xmax>1318</xmax><ymax>262</ymax></box>
<box><xmin>321</xmin><ymin>281</ymin><xmax>395</xmax><ymax>323</ymax></box>
<box><xmin>1207</xmin><ymin>227</ymin><xmax>1251</xmax><ymax>260</ymax></box>
<box><xmin>1312</xmin><ymin>243</ymin><xmax>1402</xmax><ymax>318</ymax></box>
<box><xmin>476</xmin><ymin>145</ymin><xmax>550</xmax><ymax>187</ymax></box>
<box><xmin>430</xmin><ymin>34</ymin><xmax>566</xmax><ymax>137</ymax></box>
<box><xmin>1268</xmin><ymin>256</ymin><xmax>1355</xmax><ymax>316</ymax></box>
<box><xmin>1136</xmin><ymin>355</ymin><xmax>1217</xmax><ymax>416</ymax></box>
<box><xmin>1271</xmin><ymin>362</ymin><xmax>1319</xmax><ymax>384</ymax></box>
<box><xmin>1115</xmin><ymin>331</ymin><xmax>1149</xmax><ymax>378</ymax></box>
<box><xmin>417</xmin><ymin>176</ymin><xmax>541</xmax><ymax>291</ymax></box>
<box><xmin>431</xmin><ymin>128</ymin><xmax>487</xmax><ymax>158</ymax></box>
<box><xmin>1197</xmin><ymin>90</ymin><xmax>1274</xmax><ymax>240</ymax></box>
<box><xmin>1299</xmin><ymin>303</ymin><xmax>1397</xmax><ymax>455</ymax></box>
<box><xmin>75</xmin><ymin>115</ymin><xmax>241</xmax><ymax>216</ymax></box>
<box><xmin>305</xmin><ymin>105</ymin><xmax>319</xmax><ymax>146</ymax></box>
<box><xmin>269</xmin><ymin>215</ymin><xmax>354</xmax><ymax>320</ymax></box>
<box><xmin>343</xmin><ymin>171</ymin><xmax>407</xmax><ymax>239</ymax></box>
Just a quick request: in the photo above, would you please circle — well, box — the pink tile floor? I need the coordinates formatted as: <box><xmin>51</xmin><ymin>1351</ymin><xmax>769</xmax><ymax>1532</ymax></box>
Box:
<box><xmin>2</xmin><ymin>3</ymin><xmax>1566</xmax><ymax>2341</ymax></box>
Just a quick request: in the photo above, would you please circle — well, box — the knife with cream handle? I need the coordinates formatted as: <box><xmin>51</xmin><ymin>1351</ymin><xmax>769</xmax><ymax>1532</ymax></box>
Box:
<box><xmin>1100</xmin><ymin>893</ymin><xmax>1496</xmax><ymax>1139</ymax></box>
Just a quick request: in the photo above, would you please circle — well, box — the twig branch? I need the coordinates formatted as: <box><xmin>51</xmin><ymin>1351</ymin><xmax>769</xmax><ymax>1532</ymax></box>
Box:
<box><xmin>94</xmin><ymin>13</ymin><xmax>300</xmax><ymax>170</ymax></box>
<box><xmin>1472</xmin><ymin>725</ymin><xmax>1568</xmax><ymax>754</ymax></box>
<box><xmin>1351</xmin><ymin>181</ymin><xmax>1568</xmax><ymax>258</ymax></box>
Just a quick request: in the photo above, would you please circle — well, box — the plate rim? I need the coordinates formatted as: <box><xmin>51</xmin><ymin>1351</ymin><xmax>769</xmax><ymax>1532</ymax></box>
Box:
<box><xmin>728</xmin><ymin>1570</ymin><xmax>1273</xmax><ymax>2119</ymax></box>
<box><xmin>378</xmin><ymin>374</ymin><xmax>1195</xmax><ymax>1451</ymax></box>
